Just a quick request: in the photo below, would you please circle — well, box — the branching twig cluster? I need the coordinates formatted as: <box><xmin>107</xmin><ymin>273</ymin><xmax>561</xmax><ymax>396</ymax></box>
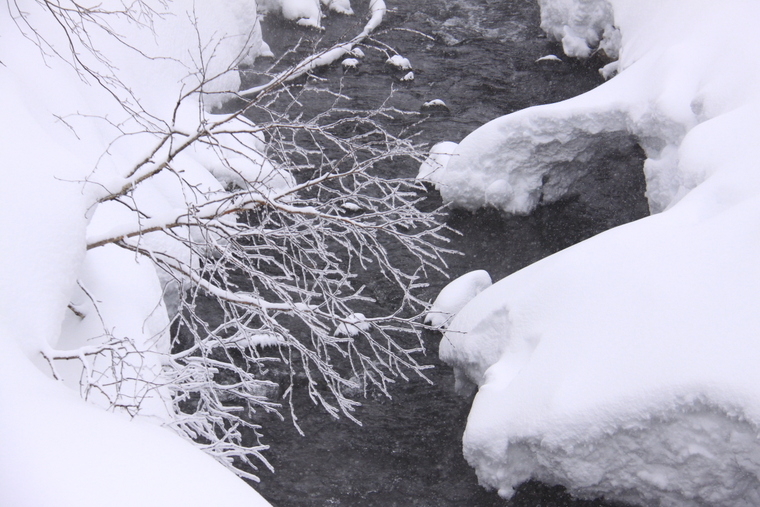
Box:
<box><xmin>26</xmin><ymin>0</ymin><xmax>453</xmax><ymax>481</ymax></box>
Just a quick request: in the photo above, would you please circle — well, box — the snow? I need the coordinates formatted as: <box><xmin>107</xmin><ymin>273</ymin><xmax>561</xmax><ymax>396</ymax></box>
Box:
<box><xmin>536</xmin><ymin>54</ymin><xmax>562</xmax><ymax>62</ymax></box>
<box><xmin>342</xmin><ymin>57</ymin><xmax>361</xmax><ymax>69</ymax></box>
<box><xmin>422</xmin><ymin>99</ymin><xmax>449</xmax><ymax>111</ymax></box>
<box><xmin>341</xmin><ymin>202</ymin><xmax>362</xmax><ymax>211</ymax></box>
<box><xmin>417</xmin><ymin>141</ymin><xmax>459</xmax><ymax>181</ymax></box>
<box><xmin>433</xmin><ymin>0</ymin><xmax>760</xmax><ymax>505</ymax></box>
<box><xmin>0</xmin><ymin>337</ymin><xmax>272</xmax><ymax>507</ymax></box>
<box><xmin>261</xmin><ymin>0</ymin><xmax>323</xmax><ymax>27</ymax></box>
<box><xmin>261</xmin><ymin>0</ymin><xmax>355</xmax><ymax>25</ymax></box>
<box><xmin>401</xmin><ymin>71</ymin><xmax>415</xmax><ymax>82</ymax></box>
<box><xmin>538</xmin><ymin>0</ymin><xmax>617</xmax><ymax>58</ymax></box>
<box><xmin>239</xmin><ymin>0</ymin><xmax>385</xmax><ymax>98</ymax></box>
<box><xmin>0</xmin><ymin>0</ymin><xmax>293</xmax><ymax>504</ymax></box>
<box><xmin>599</xmin><ymin>60</ymin><xmax>619</xmax><ymax>79</ymax></box>
<box><xmin>362</xmin><ymin>0</ymin><xmax>387</xmax><ymax>36</ymax></box>
<box><xmin>386</xmin><ymin>54</ymin><xmax>413</xmax><ymax>70</ymax></box>
<box><xmin>425</xmin><ymin>270</ymin><xmax>492</xmax><ymax>329</ymax></box>
<box><xmin>323</xmin><ymin>0</ymin><xmax>354</xmax><ymax>15</ymax></box>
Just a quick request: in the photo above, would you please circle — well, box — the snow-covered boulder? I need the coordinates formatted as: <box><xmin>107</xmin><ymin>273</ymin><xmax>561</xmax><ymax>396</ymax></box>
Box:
<box><xmin>386</xmin><ymin>54</ymin><xmax>412</xmax><ymax>71</ymax></box>
<box><xmin>417</xmin><ymin>142</ymin><xmax>459</xmax><ymax>181</ymax></box>
<box><xmin>421</xmin><ymin>99</ymin><xmax>449</xmax><ymax>112</ymax></box>
<box><xmin>342</xmin><ymin>57</ymin><xmax>360</xmax><ymax>69</ymax></box>
<box><xmin>322</xmin><ymin>0</ymin><xmax>354</xmax><ymax>15</ymax></box>
<box><xmin>260</xmin><ymin>0</ymin><xmax>324</xmax><ymax>28</ymax></box>
<box><xmin>426</xmin><ymin>270</ymin><xmax>492</xmax><ymax>329</ymax></box>
<box><xmin>538</xmin><ymin>0</ymin><xmax>618</xmax><ymax>59</ymax></box>
<box><xmin>437</xmin><ymin>0</ymin><xmax>760</xmax><ymax>505</ymax></box>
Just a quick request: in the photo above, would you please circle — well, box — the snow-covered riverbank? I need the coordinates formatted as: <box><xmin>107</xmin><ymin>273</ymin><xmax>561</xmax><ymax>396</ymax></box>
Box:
<box><xmin>0</xmin><ymin>0</ymin><xmax>348</xmax><ymax>504</ymax></box>
<box><xmin>432</xmin><ymin>0</ymin><xmax>760</xmax><ymax>505</ymax></box>
<box><xmin>9</xmin><ymin>0</ymin><xmax>755</xmax><ymax>504</ymax></box>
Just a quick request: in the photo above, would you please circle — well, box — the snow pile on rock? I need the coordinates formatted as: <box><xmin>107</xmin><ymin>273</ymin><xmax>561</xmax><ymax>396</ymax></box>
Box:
<box><xmin>426</xmin><ymin>270</ymin><xmax>492</xmax><ymax>330</ymax></box>
<box><xmin>538</xmin><ymin>0</ymin><xmax>619</xmax><ymax>59</ymax></box>
<box><xmin>536</xmin><ymin>54</ymin><xmax>562</xmax><ymax>62</ymax></box>
<box><xmin>323</xmin><ymin>0</ymin><xmax>354</xmax><ymax>15</ymax></box>
<box><xmin>387</xmin><ymin>54</ymin><xmax>413</xmax><ymax>70</ymax></box>
<box><xmin>259</xmin><ymin>0</ymin><xmax>354</xmax><ymax>28</ymax></box>
<box><xmin>418</xmin><ymin>142</ymin><xmax>459</xmax><ymax>181</ymax></box>
<box><xmin>434</xmin><ymin>0</ymin><xmax>760</xmax><ymax>505</ymax></box>
<box><xmin>342</xmin><ymin>57</ymin><xmax>361</xmax><ymax>69</ymax></box>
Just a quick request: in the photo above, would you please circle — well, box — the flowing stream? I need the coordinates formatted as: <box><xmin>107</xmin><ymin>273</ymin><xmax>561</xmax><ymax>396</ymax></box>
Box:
<box><xmin>240</xmin><ymin>0</ymin><xmax>647</xmax><ymax>505</ymax></box>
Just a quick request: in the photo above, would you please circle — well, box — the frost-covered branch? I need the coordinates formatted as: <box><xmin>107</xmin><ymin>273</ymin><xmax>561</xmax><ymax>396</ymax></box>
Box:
<box><xmin>30</xmin><ymin>0</ymin><xmax>452</xmax><ymax>483</ymax></box>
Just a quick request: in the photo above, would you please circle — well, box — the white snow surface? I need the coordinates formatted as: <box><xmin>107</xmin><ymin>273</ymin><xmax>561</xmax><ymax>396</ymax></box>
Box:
<box><xmin>422</xmin><ymin>99</ymin><xmax>448</xmax><ymax>109</ymax></box>
<box><xmin>323</xmin><ymin>0</ymin><xmax>354</xmax><ymax>15</ymax></box>
<box><xmin>0</xmin><ymin>0</ymin><xmax>285</xmax><ymax>504</ymax></box>
<box><xmin>539</xmin><ymin>0</ymin><xmax>619</xmax><ymax>59</ymax></box>
<box><xmin>417</xmin><ymin>141</ymin><xmax>459</xmax><ymax>181</ymax></box>
<box><xmin>342</xmin><ymin>57</ymin><xmax>361</xmax><ymax>69</ymax></box>
<box><xmin>259</xmin><ymin>0</ymin><xmax>322</xmax><ymax>27</ymax></box>
<box><xmin>436</xmin><ymin>0</ymin><xmax>760</xmax><ymax>505</ymax></box>
<box><xmin>0</xmin><ymin>337</ymin><xmax>271</xmax><ymax>507</ymax></box>
<box><xmin>259</xmin><ymin>0</ymin><xmax>354</xmax><ymax>27</ymax></box>
<box><xmin>386</xmin><ymin>54</ymin><xmax>413</xmax><ymax>70</ymax></box>
<box><xmin>425</xmin><ymin>270</ymin><xmax>492</xmax><ymax>329</ymax></box>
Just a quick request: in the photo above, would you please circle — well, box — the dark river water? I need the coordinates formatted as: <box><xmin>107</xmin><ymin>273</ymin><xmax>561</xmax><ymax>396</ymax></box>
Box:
<box><xmin>240</xmin><ymin>0</ymin><xmax>647</xmax><ymax>505</ymax></box>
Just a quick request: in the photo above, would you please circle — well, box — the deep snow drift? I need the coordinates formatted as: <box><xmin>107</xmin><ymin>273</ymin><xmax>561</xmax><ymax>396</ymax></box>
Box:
<box><xmin>431</xmin><ymin>0</ymin><xmax>760</xmax><ymax>505</ymax></box>
<box><xmin>0</xmin><ymin>0</ymin><xmax>373</xmax><ymax>504</ymax></box>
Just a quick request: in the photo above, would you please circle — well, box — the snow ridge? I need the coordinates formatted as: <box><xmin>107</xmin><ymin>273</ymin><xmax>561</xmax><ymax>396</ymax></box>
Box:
<box><xmin>434</xmin><ymin>0</ymin><xmax>760</xmax><ymax>505</ymax></box>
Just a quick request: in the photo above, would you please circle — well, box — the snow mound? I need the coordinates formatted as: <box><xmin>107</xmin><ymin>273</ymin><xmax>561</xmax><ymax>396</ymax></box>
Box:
<box><xmin>341</xmin><ymin>202</ymin><xmax>362</xmax><ymax>211</ymax></box>
<box><xmin>417</xmin><ymin>141</ymin><xmax>459</xmax><ymax>181</ymax></box>
<box><xmin>401</xmin><ymin>71</ymin><xmax>415</xmax><ymax>82</ymax></box>
<box><xmin>422</xmin><ymin>99</ymin><xmax>448</xmax><ymax>111</ymax></box>
<box><xmin>472</xmin><ymin>401</ymin><xmax>760</xmax><ymax>506</ymax></box>
<box><xmin>538</xmin><ymin>0</ymin><xmax>618</xmax><ymax>59</ymax></box>
<box><xmin>362</xmin><ymin>0</ymin><xmax>386</xmax><ymax>35</ymax></box>
<box><xmin>0</xmin><ymin>0</ymin><xmax>274</xmax><ymax>504</ymax></box>
<box><xmin>322</xmin><ymin>0</ymin><xmax>354</xmax><ymax>15</ymax></box>
<box><xmin>386</xmin><ymin>54</ymin><xmax>412</xmax><ymax>70</ymax></box>
<box><xmin>263</xmin><ymin>0</ymin><xmax>324</xmax><ymax>27</ymax></box>
<box><xmin>0</xmin><ymin>338</ymin><xmax>272</xmax><ymax>507</ymax></box>
<box><xmin>444</xmin><ymin>191</ymin><xmax>760</xmax><ymax>506</ymax></box>
<box><xmin>431</xmin><ymin>106</ymin><xmax>630</xmax><ymax>213</ymax></box>
<box><xmin>436</xmin><ymin>0</ymin><xmax>760</xmax><ymax>505</ymax></box>
<box><xmin>426</xmin><ymin>270</ymin><xmax>492</xmax><ymax>329</ymax></box>
<box><xmin>342</xmin><ymin>57</ymin><xmax>360</xmax><ymax>69</ymax></box>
